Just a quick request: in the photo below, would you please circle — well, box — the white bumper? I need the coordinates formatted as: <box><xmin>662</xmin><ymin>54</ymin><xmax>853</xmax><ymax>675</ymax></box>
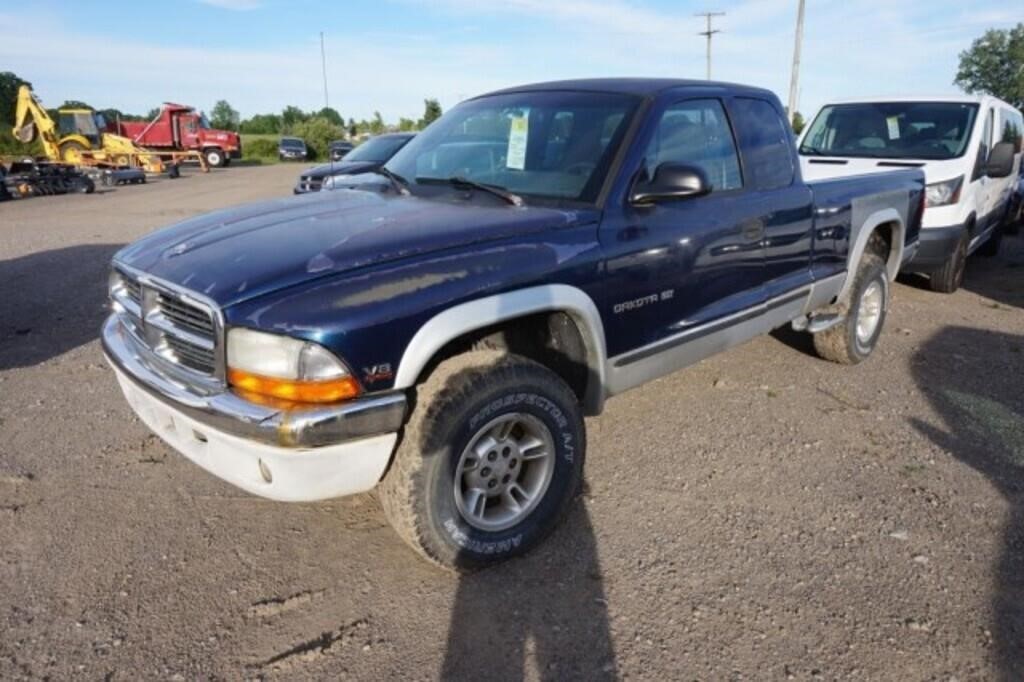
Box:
<box><xmin>113</xmin><ymin>365</ymin><xmax>397</xmax><ymax>502</ymax></box>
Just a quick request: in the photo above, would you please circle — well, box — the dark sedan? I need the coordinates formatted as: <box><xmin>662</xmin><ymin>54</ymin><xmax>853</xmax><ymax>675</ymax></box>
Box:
<box><xmin>329</xmin><ymin>140</ymin><xmax>355</xmax><ymax>161</ymax></box>
<box><xmin>294</xmin><ymin>133</ymin><xmax>414</xmax><ymax>194</ymax></box>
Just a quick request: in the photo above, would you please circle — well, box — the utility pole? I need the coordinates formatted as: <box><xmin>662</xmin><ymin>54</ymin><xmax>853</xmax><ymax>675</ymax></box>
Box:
<box><xmin>695</xmin><ymin>11</ymin><xmax>725</xmax><ymax>80</ymax></box>
<box><xmin>786</xmin><ymin>0</ymin><xmax>806</xmax><ymax>124</ymax></box>
<box><xmin>320</xmin><ymin>31</ymin><xmax>330</xmax><ymax>110</ymax></box>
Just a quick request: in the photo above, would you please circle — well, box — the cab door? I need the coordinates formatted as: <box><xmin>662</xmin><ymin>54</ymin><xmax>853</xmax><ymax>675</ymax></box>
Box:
<box><xmin>597</xmin><ymin>96</ymin><xmax>768</xmax><ymax>361</ymax></box>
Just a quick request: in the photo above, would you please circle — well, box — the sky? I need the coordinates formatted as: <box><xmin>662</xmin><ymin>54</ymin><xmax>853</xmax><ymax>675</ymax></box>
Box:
<box><xmin>1</xmin><ymin>0</ymin><xmax>1020</xmax><ymax>124</ymax></box>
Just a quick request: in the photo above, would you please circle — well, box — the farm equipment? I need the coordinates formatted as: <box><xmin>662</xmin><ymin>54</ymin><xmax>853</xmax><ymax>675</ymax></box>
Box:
<box><xmin>113</xmin><ymin>103</ymin><xmax>241</xmax><ymax>167</ymax></box>
<box><xmin>11</xmin><ymin>85</ymin><xmax>165</xmax><ymax>173</ymax></box>
<box><xmin>2</xmin><ymin>160</ymin><xmax>95</xmax><ymax>198</ymax></box>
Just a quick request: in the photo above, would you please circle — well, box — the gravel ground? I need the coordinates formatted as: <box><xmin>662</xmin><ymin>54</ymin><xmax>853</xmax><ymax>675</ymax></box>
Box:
<box><xmin>1</xmin><ymin>164</ymin><xmax>1022</xmax><ymax>680</ymax></box>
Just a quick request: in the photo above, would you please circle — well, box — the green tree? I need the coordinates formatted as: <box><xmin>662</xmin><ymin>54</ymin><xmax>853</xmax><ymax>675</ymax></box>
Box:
<box><xmin>210</xmin><ymin>99</ymin><xmax>240</xmax><ymax>131</ymax></box>
<box><xmin>419</xmin><ymin>98</ymin><xmax>443</xmax><ymax>128</ymax></box>
<box><xmin>955</xmin><ymin>23</ymin><xmax>1024</xmax><ymax>109</ymax></box>
<box><xmin>397</xmin><ymin>117</ymin><xmax>417</xmax><ymax>132</ymax></box>
<box><xmin>0</xmin><ymin>71</ymin><xmax>32</xmax><ymax>125</ymax></box>
<box><xmin>281</xmin><ymin>105</ymin><xmax>308</xmax><ymax>131</ymax></box>
<box><xmin>291</xmin><ymin>116</ymin><xmax>346</xmax><ymax>160</ymax></box>
<box><xmin>791</xmin><ymin>111</ymin><xmax>806</xmax><ymax>135</ymax></box>
<box><xmin>315</xmin><ymin>106</ymin><xmax>344</xmax><ymax>126</ymax></box>
<box><xmin>239</xmin><ymin>113</ymin><xmax>282</xmax><ymax>135</ymax></box>
<box><xmin>59</xmin><ymin>100</ymin><xmax>92</xmax><ymax>110</ymax></box>
<box><xmin>369</xmin><ymin>111</ymin><xmax>385</xmax><ymax>135</ymax></box>
<box><xmin>347</xmin><ymin>117</ymin><xmax>357</xmax><ymax>138</ymax></box>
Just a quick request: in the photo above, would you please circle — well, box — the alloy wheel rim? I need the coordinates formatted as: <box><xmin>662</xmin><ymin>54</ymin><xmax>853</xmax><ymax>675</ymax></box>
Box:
<box><xmin>453</xmin><ymin>412</ymin><xmax>556</xmax><ymax>532</ymax></box>
<box><xmin>856</xmin><ymin>280</ymin><xmax>883</xmax><ymax>345</ymax></box>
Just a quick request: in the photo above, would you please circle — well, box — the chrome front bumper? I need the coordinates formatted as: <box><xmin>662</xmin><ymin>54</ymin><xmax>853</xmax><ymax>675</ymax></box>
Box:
<box><xmin>101</xmin><ymin>314</ymin><xmax>407</xmax><ymax>449</ymax></box>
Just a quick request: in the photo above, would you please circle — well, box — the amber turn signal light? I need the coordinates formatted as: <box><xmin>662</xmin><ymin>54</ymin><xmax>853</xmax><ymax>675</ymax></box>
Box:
<box><xmin>228</xmin><ymin>368</ymin><xmax>361</xmax><ymax>404</ymax></box>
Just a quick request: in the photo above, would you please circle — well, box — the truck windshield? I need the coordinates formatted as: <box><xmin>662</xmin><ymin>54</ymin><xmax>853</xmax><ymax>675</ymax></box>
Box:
<box><xmin>800</xmin><ymin>102</ymin><xmax>979</xmax><ymax>160</ymax></box>
<box><xmin>199</xmin><ymin>114</ymin><xmax>211</xmax><ymax>129</ymax></box>
<box><xmin>345</xmin><ymin>136</ymin><xmax>410</xmax><ymax>163</ymax></box>
<box><xmin>384</xmin><ymin>90</ymin><xmax>641</xmax><ymax>204</ymax></box>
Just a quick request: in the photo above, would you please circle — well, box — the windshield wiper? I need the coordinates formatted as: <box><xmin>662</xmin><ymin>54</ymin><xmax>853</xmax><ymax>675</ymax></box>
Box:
<box><xmin>418</xmin><ymin>176</ymin><xmax>524</xmax><ymax>207</ymax></box>
<box><xmin>800</xmin><ymin>146</ymin><xmax>828</xmax><ymax>156</ymax></box>
<box><xmin>369</xmin><ymin>167</ymin><xmax>411</xmax><ymax>195</ymax></box>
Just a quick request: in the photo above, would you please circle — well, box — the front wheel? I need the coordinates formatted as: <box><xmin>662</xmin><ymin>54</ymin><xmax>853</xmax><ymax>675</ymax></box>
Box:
<box><xmin>929</xmin><ymin>231</ymin><xmax>968</xmax><ymax>293</ymax></box>
<box><xmin>813</xmin><ymin>252</ymin><xmax>889</xmax><ymax>365</ymax></box>
<box><xmin>378</xmin><ymin>351</ymin><xmax>585</xmax><ymax>572</ymax></box>
<box><xmin>203</xmin><ymin>148</ymin><xmax>224</xmax><ymax>168</ymax></box>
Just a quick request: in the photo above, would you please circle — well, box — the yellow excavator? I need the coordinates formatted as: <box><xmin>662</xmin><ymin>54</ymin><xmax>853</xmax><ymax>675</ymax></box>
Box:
<box><xmin>12</xmin><ymin>86</ymin><xmax>164</xmax><ymax>173</ymax></box>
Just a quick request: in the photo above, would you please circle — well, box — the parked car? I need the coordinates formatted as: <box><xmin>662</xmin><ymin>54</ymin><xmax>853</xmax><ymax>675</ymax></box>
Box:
<box><xmin>799</xmin><ymin>95</ymin><xmax>1023</xmax><ymax>292</ymax></box>
<box><xmin>294</xmin><ymin>133</ymin><xmax>415</xmax><ymax>194</ymax></box>
<box><xmin>103</xmin><ymin>78</ymin><xmax>924</xmax><ymax>571</ymax></box>
<box><xmin>329</xmin><ymin>140</ymin><xmax>355</xmax><ymax>161</ymax></box>
<box><xmin>278</xmin><ymin>137</ymin><xmax>308</xmax><ymax>161</ymax></box>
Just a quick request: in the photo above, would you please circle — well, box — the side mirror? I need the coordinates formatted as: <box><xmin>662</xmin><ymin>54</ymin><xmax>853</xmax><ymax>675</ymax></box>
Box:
<box><xmin>631</xmin><ymin>163</ymin><xmax>711</xmax><ymax>205</ymax></box>
<box><xmin>986</xmin><ymin>141</ymin><xmax>1016</xmax><ymax>179</ymax></box>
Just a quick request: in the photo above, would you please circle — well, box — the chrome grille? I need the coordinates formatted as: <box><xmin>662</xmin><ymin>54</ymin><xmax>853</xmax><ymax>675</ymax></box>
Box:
<box><xmin>164</xmin><ymin>334</ymin><xmax>216</xmax><ymax>373</ymax></box>
<box><xmin>111</xmin><ymin>267</ymin><xmax>222</xmax><ymax>380</ymax></box>
<box><xmin>299</xmin><ymin>175</ymin><xmax>323</xmax><ymax>192</ymax></box>
<box><xmin>156</xmin><ymin>292</ymin><xmax>215</xmax><ymax>337</ymax></box>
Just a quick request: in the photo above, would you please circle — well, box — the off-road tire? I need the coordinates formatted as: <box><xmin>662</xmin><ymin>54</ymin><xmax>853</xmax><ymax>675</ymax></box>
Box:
<box><xmin>378</xmin><ymin>350</ymin><xmax>585</xmax><ymax>572</ymax></box>
<box><xmin>929</xmin><ymin>231</ymin><xmax>968</xmax><ymax>293</ymax></box>
<box><xmin>58</xmin><ymin>140</ymin><xmax>87</xmax><ymax>164</ymax></box>
<box><xmin>813</xmin><ymin>252</ymin><xmax>889</xmax><ymax>365</ymax></box>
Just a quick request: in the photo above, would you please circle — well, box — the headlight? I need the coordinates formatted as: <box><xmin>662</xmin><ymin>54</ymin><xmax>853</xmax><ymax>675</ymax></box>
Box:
<box><xmin>320</xmin><ymin>174</ymin><xmax>349</xmax><ymax>190</ymax></box>
<box><xmin>925</xmin><ymin>176</ymin><xmax>963</xmax><ymax>208</ymax></box>
<box><xmin>226</xmin><ymin>328</ymin><xmax>360</xmax><ymax>404</ymax></box>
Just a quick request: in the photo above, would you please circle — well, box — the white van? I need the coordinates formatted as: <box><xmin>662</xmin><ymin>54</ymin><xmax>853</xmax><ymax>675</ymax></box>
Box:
<box><xmin>799</xmin><ymin>95</ymin><xmax>1023</xmax><ymax>292</ymax></box>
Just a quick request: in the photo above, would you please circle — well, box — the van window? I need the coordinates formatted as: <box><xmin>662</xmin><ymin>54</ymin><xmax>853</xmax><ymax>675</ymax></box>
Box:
<box><xmin>801</xmin><ymin>101</ymin><xmax>979</xmax><ymax>160</ymax></box>
<box><xmin>1001</xmin><ymin>108</ymin><xmax>1024</xmax><ymax>153</ymax></box>
<box><xmin>730</xmin><ymin>97</ymin><xmax>794</xmax><ymax>190</ymax></box>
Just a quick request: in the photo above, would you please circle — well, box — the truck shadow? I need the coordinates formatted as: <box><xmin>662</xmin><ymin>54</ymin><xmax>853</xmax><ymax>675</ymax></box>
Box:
<box><xmin>899</xmin><ymin>232</ymin><xmax>1024</xmax><ymax>310</ymax></box>
<box><xmin>0</xmin><ymin>243</ymin><xmax>121</xmax><ymax>370</ymax></box>
<box><xmin>442</xmin><ymin>502</ymin><xmax>616</xmax><ymax>680</ymax></box>
<box><xmin>910</xmin><ymin>326</ymin><xmax>1024</xmax><ymax>679</ymax></box>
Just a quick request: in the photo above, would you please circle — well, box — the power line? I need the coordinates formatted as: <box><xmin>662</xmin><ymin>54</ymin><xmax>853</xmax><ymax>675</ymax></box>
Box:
<box><xmin>787</xmin><ymin>0</ymin><xmax>806</xmax><ymax>124</ymax></box>
<box><xmin>695</xmin><ymin>11</ymin><xmax>725</xmax><ymax>80</ymax></box>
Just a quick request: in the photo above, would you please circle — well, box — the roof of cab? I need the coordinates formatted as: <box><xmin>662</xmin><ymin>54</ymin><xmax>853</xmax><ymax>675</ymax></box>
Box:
<box><xmin>478</xmin><ymin>78</ymin><xmax>777</xmax><ymax>100</ymax></box>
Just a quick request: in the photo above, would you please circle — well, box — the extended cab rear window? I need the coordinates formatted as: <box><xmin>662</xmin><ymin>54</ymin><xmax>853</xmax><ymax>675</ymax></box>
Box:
<box><xmin>729</xmin><ymin>97</ymin><xmax>795</xmax><ymax>191</ymax></box>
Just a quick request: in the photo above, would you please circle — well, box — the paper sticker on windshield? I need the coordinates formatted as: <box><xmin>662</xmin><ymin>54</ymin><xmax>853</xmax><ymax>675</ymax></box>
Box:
<box><xmin>886</xmin><ymin>116</ymin><xmax>900</xmax><ymax>140</ymax></box>
<box><xmin>506</xmin><ymin>114</ymin><xmax>529</xmax><ymax>170</ymax></box>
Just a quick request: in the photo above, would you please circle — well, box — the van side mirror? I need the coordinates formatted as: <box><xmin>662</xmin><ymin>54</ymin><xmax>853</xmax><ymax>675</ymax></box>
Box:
<box><xmin>631</xmin><ymin>163</ymin><xmax>711</xmax><ymax>205</ymax></box>
<box><xmin>986</xmin><ymin>141</ymin><xmax>1015</xmax><ymax>179</ymax></box>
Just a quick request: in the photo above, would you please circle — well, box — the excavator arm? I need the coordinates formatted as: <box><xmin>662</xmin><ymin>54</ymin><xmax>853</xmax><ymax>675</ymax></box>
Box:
<box><xmin>12</xmin><ymin>85</ymin><xmax>61</xmax><ymax>160</ymax></box>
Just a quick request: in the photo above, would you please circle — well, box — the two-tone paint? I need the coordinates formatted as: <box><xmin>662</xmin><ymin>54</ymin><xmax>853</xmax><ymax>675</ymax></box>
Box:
<box><xmin>113</xmin><ymin>80</ymin><xmax>925</xmax><ymax>420</ymax></box>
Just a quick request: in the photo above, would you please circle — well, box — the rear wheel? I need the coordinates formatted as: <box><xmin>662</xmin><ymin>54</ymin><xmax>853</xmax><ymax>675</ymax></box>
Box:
<box><xmin>58</xmin><ymin>140</ymin><xmax>87</xmax><ymax>165</ymax></box>
<box><xmin>929</xmin><ymin>231</ymin><xmax>968</xmax><ymax>293</ymax></box>
<box><xmin>814</xmin><ymin>252</ymin><xmax>889</xmax><ymax>365</ymax></box>
<box><xmin>378</xmin><ymin>351</ymin><xmax>585</xmax><ymax>572</ymax></box>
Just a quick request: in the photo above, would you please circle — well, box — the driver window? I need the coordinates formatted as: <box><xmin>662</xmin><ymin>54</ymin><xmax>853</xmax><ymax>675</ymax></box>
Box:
<box><xmin>645</xmin><ymin>99</ymin><xmax>742</xmax><ymax>191</ymax></box>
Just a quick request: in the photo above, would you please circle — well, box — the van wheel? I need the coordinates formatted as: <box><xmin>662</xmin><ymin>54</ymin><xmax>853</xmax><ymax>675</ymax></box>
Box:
<box><xmin>929</xmin><ymin>232</ymin><xmax>968</xmax><ymax>293</ymax></box>
<box><xmin>378</xmin><ymin>351</ymin><xmax>585</xmax><ymax>572</ymax></box>
<box><xmin>813</xmin><ymin>252</ymin><xmax>888</xmax><ymax>365</ymax></box>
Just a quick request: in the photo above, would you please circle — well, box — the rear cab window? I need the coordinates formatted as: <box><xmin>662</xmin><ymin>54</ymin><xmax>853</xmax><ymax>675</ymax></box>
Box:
<box><xmin>729</xmin><ymin>97</ymin><xmax>795</xmax><ymax>191</ymax></box>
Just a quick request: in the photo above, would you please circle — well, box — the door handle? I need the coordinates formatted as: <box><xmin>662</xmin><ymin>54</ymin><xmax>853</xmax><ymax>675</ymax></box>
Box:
<box><xmin>741</xmin><ymin>219</ymin><xmax>765</xmax><ymax>242</ymax></box>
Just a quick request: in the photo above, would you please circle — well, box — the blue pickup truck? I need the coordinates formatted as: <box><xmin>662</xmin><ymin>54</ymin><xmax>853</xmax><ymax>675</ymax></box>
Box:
<box><xmin>103</xmin><ymin>79</ymin><xmax>924</xmax><ymax>570</ymax></box>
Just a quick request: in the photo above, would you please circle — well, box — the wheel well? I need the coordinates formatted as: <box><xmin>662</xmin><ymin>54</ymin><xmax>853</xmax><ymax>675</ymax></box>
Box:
<box><xmin>866</xmin><ymin>220</ymin><xmax>901</xmax><ymax>277</ymax></box>
<box><xmin>418</xmin><ymin>312</ymin><xmax>590</xmax><ymax>405</ymax></box>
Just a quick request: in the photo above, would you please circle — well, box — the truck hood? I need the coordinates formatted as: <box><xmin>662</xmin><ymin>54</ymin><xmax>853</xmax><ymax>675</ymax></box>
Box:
<box><xmin>115</xmin><ymin>190</ymin><xmax>596</xmax><ymax>308</ymax></box>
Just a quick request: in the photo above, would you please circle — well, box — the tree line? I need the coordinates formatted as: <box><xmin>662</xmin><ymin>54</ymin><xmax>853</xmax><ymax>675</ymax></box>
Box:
<box><xmin>209</xmin><ymin>97</ymin><xmax>444</xmax><ymax>137</ymax></box>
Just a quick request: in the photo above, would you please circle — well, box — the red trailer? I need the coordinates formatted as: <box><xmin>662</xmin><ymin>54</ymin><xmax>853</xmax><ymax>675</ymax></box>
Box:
<box><xmin>113</xmin><ymin>104</ymin><xmax>241</xmax><ymax>167</ymax></box>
